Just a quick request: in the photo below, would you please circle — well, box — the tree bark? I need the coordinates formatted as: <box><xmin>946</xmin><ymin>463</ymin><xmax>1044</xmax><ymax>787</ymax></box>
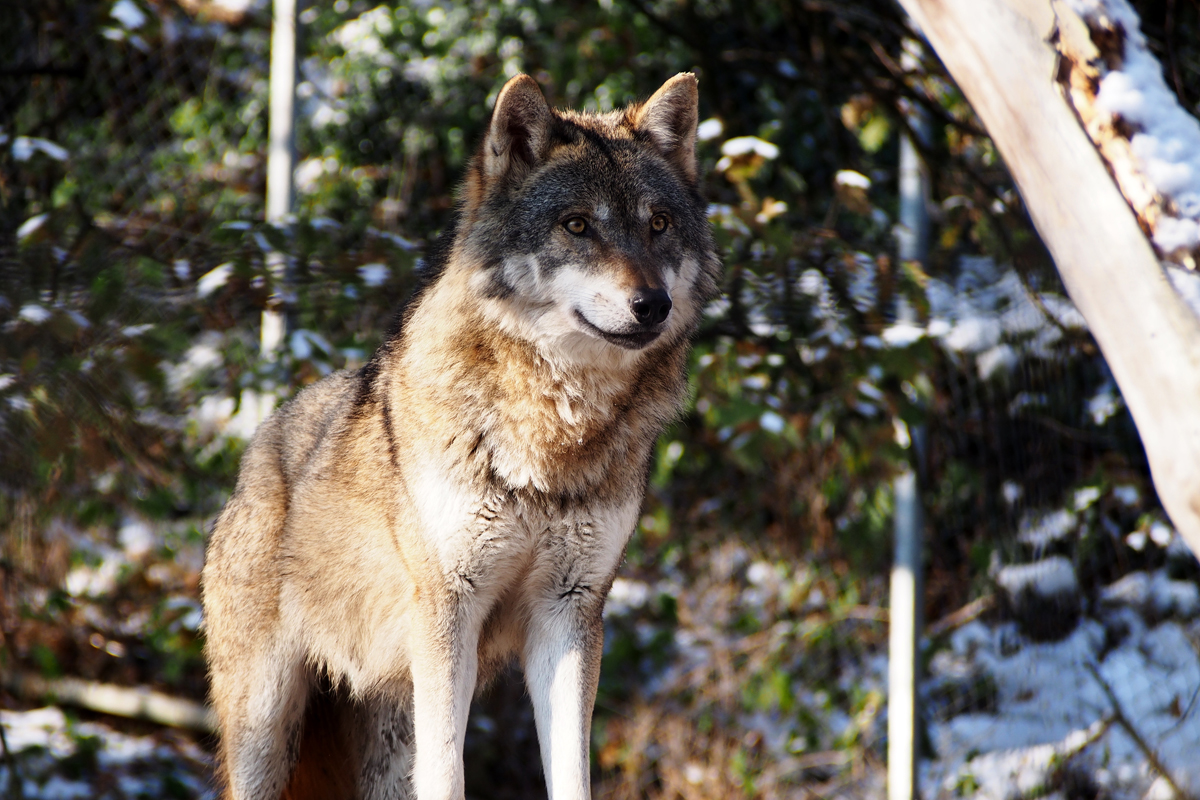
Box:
<box><xmin>895</xmin><ymin>0</ymin><xmax>1200</xmax><ymax>555</ymax></box>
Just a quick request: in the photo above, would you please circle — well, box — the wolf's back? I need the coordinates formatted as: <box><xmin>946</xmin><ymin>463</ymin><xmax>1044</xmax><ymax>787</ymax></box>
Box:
<box><xmin>203</xmin><ymin>368</ymin><xmax>361</xmax><ymax>576</ymax></box>
<box><xmin>202</xmin><ymin>368</ymin><xmax>373</xmax><ymax>800</ymax></box>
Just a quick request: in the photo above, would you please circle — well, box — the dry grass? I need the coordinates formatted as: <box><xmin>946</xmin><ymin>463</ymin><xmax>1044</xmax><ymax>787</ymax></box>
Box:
<box><xmin>591</xmin><ymin>539</ymin><xmax>889</xmax><ymax>800</ymax></box>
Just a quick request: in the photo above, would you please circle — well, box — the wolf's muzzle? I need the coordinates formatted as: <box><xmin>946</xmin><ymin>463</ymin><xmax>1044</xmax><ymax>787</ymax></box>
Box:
<box><xmin>629</xmin><ymin>288</ymin><xmax>672</xmax><ymax>326</ymax></box>
<box><xmin>572</xmin><ymin>309</ymin><xmax>664</xmax><ymax>350</ymax></box>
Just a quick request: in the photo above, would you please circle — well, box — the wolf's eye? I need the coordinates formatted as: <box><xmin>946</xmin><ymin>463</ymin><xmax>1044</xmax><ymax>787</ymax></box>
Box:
<box><xmin>563</xmin><ymin>217</ymin><xmax>588</xmax><ymax>235</ymax></box>
<box><xmin>650</xmin><ymin>213</ymin><xmax>670</xmax><ymax>233</ymax></box>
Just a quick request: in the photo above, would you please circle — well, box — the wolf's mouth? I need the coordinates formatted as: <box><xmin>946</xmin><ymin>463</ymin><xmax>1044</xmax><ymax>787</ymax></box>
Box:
<box><xmin>573</xmin><ymin>310</ymin><xmax>662</xmax><ymax>350</ymax></box>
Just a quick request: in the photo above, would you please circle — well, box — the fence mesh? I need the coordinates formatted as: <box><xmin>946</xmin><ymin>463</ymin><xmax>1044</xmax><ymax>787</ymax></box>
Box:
<box><xmin>1</xmin><ymin>2</ymin><xmax>1198</xmax><ymax>800</ymax></box>
<box><xmin>915</xmin><ymin>257</ymin><xmax>1200</xmax><ymax>799</ymax></box>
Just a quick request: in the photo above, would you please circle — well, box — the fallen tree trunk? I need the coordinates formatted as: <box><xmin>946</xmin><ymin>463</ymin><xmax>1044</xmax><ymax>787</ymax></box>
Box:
<box><xmin>896</xmin><ymin>0</ymin><xmax>1200</xmax><ymax>556</ymax></box>
<box><xmin>6</xmin><ymin>672</ymin><xmax>216</xmax><ymax>733</ymax></box>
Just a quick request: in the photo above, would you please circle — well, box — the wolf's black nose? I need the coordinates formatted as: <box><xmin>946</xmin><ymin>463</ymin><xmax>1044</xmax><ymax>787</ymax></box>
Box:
<box><xmin>630</xmin><ymin>289</ymin><xmax>672</xmax><ymax>326</ymax></box>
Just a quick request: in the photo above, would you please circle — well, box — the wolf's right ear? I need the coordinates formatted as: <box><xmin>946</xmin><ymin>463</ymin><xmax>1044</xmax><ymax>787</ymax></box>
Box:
<box><xmin>482</xmin><ymin>75</ymin><xmax>554</xmax><ymax>185</ymax></box>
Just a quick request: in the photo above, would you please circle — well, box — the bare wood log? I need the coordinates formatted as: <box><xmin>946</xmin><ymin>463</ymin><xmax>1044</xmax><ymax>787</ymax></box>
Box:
<box><xmin>6</xmin><ymin>672</ymin><xmax>216</xmax><ymax>733</ymax></box>
<box><xmin>895</xmin><ymin>0</ymin><xmax>1200</xmax><ymax>557</ymax></box>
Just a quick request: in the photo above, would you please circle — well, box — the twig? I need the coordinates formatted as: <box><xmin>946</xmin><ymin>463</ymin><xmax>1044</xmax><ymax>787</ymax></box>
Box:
<box><xmin>0</xmin><ymin>718</ymin><xmax>23</xmax><ymax>800</ymax></box>
<box><xmin>842</xmin><ymin>605</ymin><xmax>889</xmax><ymax>623</ymax></box>
<box><xmin>1084</xmin><ymin>662</ymin><xmax>1191</xmax><ymax>800</ymax></box>
<box><xmin>1166</xmin><ymin>635</ymin><xmax>1200</xmax><ymax>734</ymax></box>
<box><xmin>926</xmin><ymin>594</ymin><xmax>995</xmax><ymax>639</ymax></box>
<box><xmin>5</xmin><ymin>673</ymin><xmax>215</xmax><ymax>733</ymax></box>
<box><xmin>1061</xmin><ymin>714</ymin><xmax>1114</xmax><ymax>759</ymax></box>
<box><xmin>792</xmin><ymin>750</ymin><xmax>851</xmax><ymax>771</ymax></box>
<box><xmin>1021</xmin><ymin>412</ymin><xmax>1119</xmax><ymax>445</ymax></box>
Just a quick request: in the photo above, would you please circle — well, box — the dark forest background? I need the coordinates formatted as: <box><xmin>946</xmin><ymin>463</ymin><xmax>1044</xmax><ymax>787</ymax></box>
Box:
<box><xmin>2</xmin><ymin>1</ymin><xmax>1199</xmax><ymax>797</ymax></box>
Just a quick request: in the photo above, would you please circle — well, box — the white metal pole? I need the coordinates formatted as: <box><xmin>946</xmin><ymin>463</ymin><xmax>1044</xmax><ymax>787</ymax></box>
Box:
<box><xmin>888</xmin><ymin>469</ymin><xmax>921</xmax><ymax>800</ymax></box>
<box><xmin>262</xmin><ymin>0</ymin><xmax>298</xmax><ymax>360</ymax></box>
<box><xmin>889</xmin><ymin>36</ymin><xmax>931</xmax><ymax>800</ymax></box>
<box><xmin>897</xmin><ymin>108</ymin><xmax>931</xmax><ymax>261</ymax></box>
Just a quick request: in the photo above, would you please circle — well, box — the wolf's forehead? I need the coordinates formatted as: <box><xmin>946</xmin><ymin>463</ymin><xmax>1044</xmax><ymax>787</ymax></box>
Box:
<box><xmin>532</xmin><ymin>148</ymin><xmax>686</xmax><ymax>211</ymax></box>
<box><xmin>555</xmin><ymin>108</ymin><xmax>635</xmax><ymax>138</ymax></box>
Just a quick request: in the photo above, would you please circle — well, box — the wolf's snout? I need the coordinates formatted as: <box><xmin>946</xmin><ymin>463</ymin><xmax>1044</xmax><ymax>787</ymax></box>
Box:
<box><xmin>630</xmin><ymin>288</ymin><xmax>672</xmax><ymax>326</ymax></box>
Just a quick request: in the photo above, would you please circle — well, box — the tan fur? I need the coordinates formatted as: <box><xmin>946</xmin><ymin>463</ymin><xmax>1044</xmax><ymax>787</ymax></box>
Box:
<box><xmin>202</xmin><ymin>73</ymin><xmax>720</xmax><ymax>800</ymax></box>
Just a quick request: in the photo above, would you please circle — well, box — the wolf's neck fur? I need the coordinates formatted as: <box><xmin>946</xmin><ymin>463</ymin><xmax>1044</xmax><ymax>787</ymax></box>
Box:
<box><xmin>385</xmin><ymin>265</ymin><xmax>685</xmax><ymax>500</ymax></box>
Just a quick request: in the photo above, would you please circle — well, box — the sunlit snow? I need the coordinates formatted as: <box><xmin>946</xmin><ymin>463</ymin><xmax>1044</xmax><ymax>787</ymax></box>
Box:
<box><xmin>1067</xmin><ymin>0</ymin><xmax>1200</xmax><ymax>255</ymax></box>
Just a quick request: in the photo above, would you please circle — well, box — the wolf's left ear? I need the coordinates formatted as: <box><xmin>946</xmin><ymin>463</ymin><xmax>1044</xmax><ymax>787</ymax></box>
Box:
<box><xmin>633</xmin><ymin>73</ymin><xmax>700</xmax><ymax>183</ymax></box>
<box><xmin>483</xmin><ymin>74</ymin><xmax>554</xmax><ymax>185</ymax></box>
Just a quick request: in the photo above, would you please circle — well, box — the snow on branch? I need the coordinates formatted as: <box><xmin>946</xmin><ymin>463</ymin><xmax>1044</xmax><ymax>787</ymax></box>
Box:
<box><xmin>1055</xmin><ymin>0</ymin><xmax>1200</xmax><ymax>269</ymax></box>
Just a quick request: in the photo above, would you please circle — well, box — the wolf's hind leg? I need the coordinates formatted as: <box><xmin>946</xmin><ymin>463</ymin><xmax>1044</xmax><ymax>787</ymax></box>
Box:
<box><xmin>358</xmin><ymin>692</ymin><xmax>415</xmax><ymax>800</ymax></box>
<box><xmin>210</xmin><ymin>646</ymin><xmax>309</xmax><ymax>800</ymax></box>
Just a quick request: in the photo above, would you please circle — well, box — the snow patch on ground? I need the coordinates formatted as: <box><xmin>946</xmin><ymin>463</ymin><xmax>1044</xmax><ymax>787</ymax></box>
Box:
<box><xmin>922</xmin><ymin>570</ymin><xmax>1200</xmax><ymax>799</ymax></box>
<box><xmin>994</xmin><ymin>556</ymin><xmax>1079</xmax><ymax>598</ymax></box>
<box><xmin>882</xmin><ymin>256</ymin><xmax>1087</xmax><ymax>379</ymax></box>
<box><xmin>0</xmin><ymin>707</ymin><xmax>213</xmax><ymax>799</ymax></box>
<box><xmin>1100</xmin><ymin>570</ymin><xmax>1200</xmax><ymax>617</ymax></box>
<box><xmin>1017</xmin><ymin>509</ymin><xmax>1078</xmax><ymax>552</ymax></box>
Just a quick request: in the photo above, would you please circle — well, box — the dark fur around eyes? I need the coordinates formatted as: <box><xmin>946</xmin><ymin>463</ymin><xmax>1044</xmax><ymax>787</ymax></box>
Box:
<box><xmin>414</xmin><ymin>96</ymin><xmax>719</xmax><ymax>306</ymax></box>
<box><xmin>467</xmin><ymin>140</ymin><xmax>709</xmax><ymax>270</ymax></box>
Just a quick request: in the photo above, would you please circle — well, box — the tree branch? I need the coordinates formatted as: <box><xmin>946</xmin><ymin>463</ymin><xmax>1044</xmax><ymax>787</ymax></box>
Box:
<box><xmin>896</xmin><ymin>0</ymin><xmax>1200</xmax><ymax>557</ymax></box>
<box><xmin>1085</xmin><ymin>662</ymin><xmax>1191</xmax><ymax>799</ymax></box>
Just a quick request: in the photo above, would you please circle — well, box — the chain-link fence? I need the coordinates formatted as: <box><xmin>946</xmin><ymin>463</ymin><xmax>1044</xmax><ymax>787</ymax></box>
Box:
<box><xmin>2</xmin><ymin>1</ymin><xmax>267</xmax><ymax>268</ymax></box>
<box><xmin>912</xmin><ymin>256</ymin><xmax>1200</xmax><ymax>799</ymax></box>
<box><xmin>1</xmin><ymin>2</ymin><xmax>1199</xmax><ymax>800</ymax></box>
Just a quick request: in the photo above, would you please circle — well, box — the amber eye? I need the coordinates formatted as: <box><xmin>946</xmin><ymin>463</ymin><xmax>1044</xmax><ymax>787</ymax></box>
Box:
<box><xmin>650</xmin><ymin>213</ymin><xmax>670</xmax><ymax>233</ymax></box>
<box><xmin>564</xmin><ymin>217</ymin><xmax>588</xmax><ymax>235</ymax></box>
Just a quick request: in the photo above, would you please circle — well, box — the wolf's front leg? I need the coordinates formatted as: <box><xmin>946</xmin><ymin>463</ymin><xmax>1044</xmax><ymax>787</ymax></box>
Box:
<box><xmin>524</xmin><ymin>513</ymin><xmax>634</xmax><ymax>800</ymax></box>
<box><xmin>409</xmin><ymin>591</ymin><xmax>481</xmax><ymax>800</ymax></box>
<box><xmin>524</xmin><ymin>595</ymin><xmax>606</xmax><ymax>800</ymax></box>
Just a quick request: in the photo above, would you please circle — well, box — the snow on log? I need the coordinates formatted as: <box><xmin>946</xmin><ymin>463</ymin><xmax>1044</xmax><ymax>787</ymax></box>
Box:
<box><xmin>896</xmin><ymin>0</ymin><xmax>1200</xmax><ymax>559</ymax></box>
<box><xmin>1054</xmin><ymin>0</ymin><xmax>1200</xmax><ymax>268</ymax></box>
<box><xmin>994</xmin><ymin>556</ymin><xmax>1082</xmax><ymax>642</ymax></box>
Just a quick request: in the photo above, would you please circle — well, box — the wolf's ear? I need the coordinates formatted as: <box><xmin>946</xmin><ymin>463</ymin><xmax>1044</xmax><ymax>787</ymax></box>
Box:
<box><xmin>482</xmin><ymin>74</ymin><xmax>554</xmax><ymax>185</ymax></box>
<box><xmin>632</xmin><ymin>73</ymin><xmax>699</xmax><ymax>183</ymax></box>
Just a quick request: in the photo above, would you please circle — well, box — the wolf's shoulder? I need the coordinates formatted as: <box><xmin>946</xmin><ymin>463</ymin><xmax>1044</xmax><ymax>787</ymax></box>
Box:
<box><xmin>246</xmin><ymin>368</ymin><xmax>367</xmax><ymax>473</ymax></box>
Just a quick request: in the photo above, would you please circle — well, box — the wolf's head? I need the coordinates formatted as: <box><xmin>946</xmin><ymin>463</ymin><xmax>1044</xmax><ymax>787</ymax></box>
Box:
<box><xmin>446</xmin><ymin>73</ymin><xmax>721</xmax><ymax>364</ymax></box>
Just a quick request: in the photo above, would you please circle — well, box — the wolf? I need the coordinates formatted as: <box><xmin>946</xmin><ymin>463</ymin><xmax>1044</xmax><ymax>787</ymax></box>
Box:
<box><xmin>201</xmin><ymin>72</ymin><xmax>721</xmax><ymax>800</ymax></box>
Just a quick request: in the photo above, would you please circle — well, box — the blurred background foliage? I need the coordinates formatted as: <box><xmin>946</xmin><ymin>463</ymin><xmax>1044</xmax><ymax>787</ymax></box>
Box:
<box><xmin>1</xmin><ymin>0</ymin><xmax>1198</xmax><ymax>797</ymax></box>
